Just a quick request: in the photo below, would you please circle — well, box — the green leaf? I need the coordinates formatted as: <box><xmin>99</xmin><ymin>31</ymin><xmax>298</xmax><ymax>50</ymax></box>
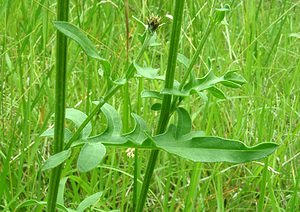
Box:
<box><xmin>42</xmin><ymin>149</ymin><xmax>71</xmax><ymax>171</ymax></box>
<box><xmin>175</xmin><ymin>107</ymin><xmax>192</xmax><ymax>138</ymax></box>
<box><xmin>207</xmin><ymin>86</ymin><xmax>226</xmax><ymax>99</ymax></box>
<box><xmin>161</xmin><ymin>70</ymin><xmax>246</xmax><ymax>98</ymax></box>
<box><xmin>77</xmin><ymin>143</ymin><xmax>106</xmax><ymax>172</ymax></box>
<box><xmin>86</xmin><ymin>104</ymin><xmax>155</xmax><ymax>148</ymax></box>
<box><xmin>57</xmin><ymin>177</ymin><xmax>68</xmax><ymax>205</ymax></box>
<box><xmin>161</xmin><ymin>88</ymin><xmax>189</xmax><ymax>97</ymax></box>
<box><xmin>134</xmin><ymin>62</ymin><xmax>160</xmax><ymax>79</ymax></box>
<box><xmin>223</xmin><ymin>71</ymin><xmax>247</xmax><ymax>87</ymax></box>
<box><xmin>151</xmin><ymin>103</ymin><xmax>162</xmax><ymax>111</ymax></box>
<box><xmin>53</xmin><ymin>21</ymin><xmax>104</xmax><ymax>60</ymax></box>
<box><xmin>141</xmin><ymin>90</ymin><xmax>163</xmax><ymax>100</ymax></box>
<box><xmin>80</xmin><ymin>104</ymin><xmax>277</xmax><ymax>163</ymax></box>
<box><xmin>177</xmin><ymin>53</ymin><xmax>190</xmax><ymax>68</ymax></box>
<box><xmin>65</xmin><ymin>108</ymin><xmax>92</xmax><ymax>138</ymax></box>
<box><xmin>153</xmin><ymin>108</ymin><xmax>278</xmax><ymax>163</ymax></box>
<box><xmin>125</xmin><ymin>113</ymin><xmax>149</xmax><ymax>145</ymax></box>
<box><xmin>15</xmin><ymin>199</ymin><xmax>69</xmax><ymax>212</ymax></box>
<box><xmin>40</xmin><ymin>128</ymin><xmax>73</xmax><ymax>143</ymax></box>
<box><xmin>77</xmin><ymin>192</ymin><xmax>103</xmax><ymax>212</ymax></box>
<box><xmin>40</xmin><ymin>108</ymin><xmax>92</xmax><ymax>141</ymax></box>
<box><xmin>155</xmin><ymin>135</ymin><xmax>278</xmax><ymax>163</ymax></box>
<box><xmin>88</xmin><ymin>103</ymin><xmax>125</xmax><ymax>144</ymax></box>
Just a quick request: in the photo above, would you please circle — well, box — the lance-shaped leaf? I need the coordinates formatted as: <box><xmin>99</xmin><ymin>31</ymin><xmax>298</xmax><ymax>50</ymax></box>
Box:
<box><xmin>77</xmin><ymin>192</ymin><xmax>103</xmax><ymax>212</ymax></box>
<box><xmin>141</xmin><ymin>90</ymin><xmax>163</xmax><ymax>100</ymax></box>
<box><xmin>65</xmin><ymin>108</ymin><xmax>92</xmax><ymax>139</ymax></box>
<box><xmin>155</xmin><ymin>135</ymin><xmax>278</xmax><ymax>163</ymax></box>
<box><xmin>177</xmin><ymin>53</ymin><xmax>190</xmax><ymax>68</ymax></box>
<box><xmin>53</xmin><ymin>21</ymin><xmax>103</xmax><ymax>61</ymax></box>
<box><xmin>77</xmin><ymin>142</ymin><xmax>106</xmax><ymax>172</ymax></box>
<box><xmin>40</xmin><ymin>128</ymin><xmax>73</xmax><ymax>143</ymax></box>
<box><xmin>134</xmin><ymin>62</ymin><xmax>160</xmax><ymax>79</ymax></box>
<box><xmin>40</xmin><ymin>108</ymin><xmax>92</xmax><ymax>141</ymax></box>
<box><xmin>42</xmin><ymin>149</ymin><xmax>71</xmax><ymax>171</ymax></box>
<box><xmin>15</xmin><ymin>199</ymin><xmax>69</xmax><ymax>212</ymax></box>
<box><xmin>161</xmin><ymin>70</ymin><xmax>246</xmax><ymax>97</ymax></box>
<box><xmin>87</xmin><ymin>103</ymin><xmax>126</xmax><ymax>144</ymax></box>
<box><xmin>153</xmin><ymin>108</ymin><xmax>278</xmax><ymax>163</ymax></box>
<box><xmin>87</xmin><ymin>104</ymin><xmax>154</xmax><ymax>148</ymax></box>
<box><xmin>125</xmin><ymin>113</ymin><xmax>150</xmax><ymax>145</ymax></box>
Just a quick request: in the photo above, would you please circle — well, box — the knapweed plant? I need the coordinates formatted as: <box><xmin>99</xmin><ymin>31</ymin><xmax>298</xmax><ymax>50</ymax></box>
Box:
<box><xmin>39</xmin><ymin>0</ymin><xmax>278</xmax><ymax>211</ymax></box>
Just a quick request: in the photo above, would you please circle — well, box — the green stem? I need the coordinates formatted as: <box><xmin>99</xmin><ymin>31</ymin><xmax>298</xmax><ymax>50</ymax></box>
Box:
<box><xmin>135</xmin><ymin>1</ymin><xmax>185</xmax><ymax>211</ymax></box>
<box><xmin>47</xmin><ymin>0</ymin><xmax>69</xmax><ymax>211</ymax></box>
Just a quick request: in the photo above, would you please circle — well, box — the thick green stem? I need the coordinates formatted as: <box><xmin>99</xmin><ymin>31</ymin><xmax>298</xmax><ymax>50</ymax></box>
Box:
<box><xmin>135</xmin><ymin>1</ymin><xmax>185</xmax><ymax>211</ymax></box>
<box><xmin>47</xmin><ymin>0</ymin><xmax>69</xmax><ymax>211</ymax></box>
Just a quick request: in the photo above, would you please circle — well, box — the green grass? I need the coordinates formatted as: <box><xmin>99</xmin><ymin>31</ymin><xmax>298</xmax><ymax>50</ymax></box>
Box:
<box><xmin>1</xmin><ymin>0</ymin><xmax>300</xmax><ymax>211</ymax></box>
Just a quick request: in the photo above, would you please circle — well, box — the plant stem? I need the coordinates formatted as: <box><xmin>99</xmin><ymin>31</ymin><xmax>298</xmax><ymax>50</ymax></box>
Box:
<box><xmin>135</xmin><ymin>1</ymin><xmax>185</xmax><ymax>211</ymax></box>
<box><xmin>47</xmin><ymin>0</ymin><xmax>69</xmax><ymax>211</ymax></box>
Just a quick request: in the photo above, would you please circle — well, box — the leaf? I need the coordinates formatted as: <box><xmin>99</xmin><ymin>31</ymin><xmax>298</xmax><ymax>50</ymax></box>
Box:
<box><xmin>42</xmin><ymin>149</ymin><xmax>71</xmax><ymax>171</ymax></box>
<box><xmin>161</xmin><ymin>70</ymin><xmax>246</xmax><ymax>98</ymax></box>
<box><xmin>88</xmin><ymin>103</ymin><xmax>125</xmax><ymax>144</ymax></box>
<box><xmin>177</xmin><ymin>53</ymin><xmax>190</xmax><ymax>68</ymax></box>
<box><xmin>82</xmin><ymin>104</ymin><xmax>277</xmax><ymax>163</ymax></box>
<box><xmin>53</xmin><ymin>21</ymin><xmax>104</xmax><ymax>60</ymax></box>
<box><xmin>65</xmin><ymin>108</ymin><xmax>92</xmax><ymax>138</ymax></box>
<box><xmin>15</xmin><ymin>199</ymin><xmax>69</xmax><ymax>212</ymax></box>
<box><xmin>207</xmin><ymin>86</ymin><xmax>226</xmax><ymax>99</ymax></box>
<box><xmin>57</xmin><ymin>177</ymin><xmax>68</xmax><ymax>205</ymax></box>
<box><xmin>151</xmin><ymin>103</ymin><xmax>162</xmax><ymax>111</ymax></box>
<box><xmin>223</xmin><ymin>71</ymin><xmax>247</xmax><ymax>87</ymax></box>
<box><xmin>77</xmin><ymin>143</ymin><xmax>106</xmax><ymax>172</ymax></box>
<box><xmin>125</xmin><ymin>113</ymin><xmax>149</xmax><ymax>145</ymax></box>
<box><xmin>77</xmin><ymin>192</ymin><xmax>103</xmax><ymax>212</ymax></box>
<box><xmin>153</xmin><ymin>108</ymin><xmax>278</xmax><ymax>163</ymax></box>
<box><xmin>40</xmin><ymin>108</ymin><xmax>92</xmax><ymax>141</ymax></box>
<box><xmin>141</xmin><ymin>90</ymin><xmax>163</xmax><ymax>100</ymax></box>
<box><xmin>175</xmin><ymin>107</ymin><xmax>192</xmax><ymax>138</ymax></box>
<box><xmin>155</xmin><ymin>134</ymin><xmax>278</xmax><ymax>163</ymax></box>
<box><xmin>40</xmin><ymin>128</ymin><xmax>73</xmax><ymax>143</ymax></box>
<box><xmin>86</xmin><ymin>104</ymin><xmax>155</xmax><ymax>148</ymax></box>
<box><xmin>134</xmin><ymin>62</ymin><xmax>160</xmax><ymax>79</ymax></box>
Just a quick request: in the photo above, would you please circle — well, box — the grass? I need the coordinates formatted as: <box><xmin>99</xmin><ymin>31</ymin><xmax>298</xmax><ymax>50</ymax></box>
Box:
<box><xmin>1</xmin><ymin>0</ymin><xmax>300</xmax><ymax>211</ymax></box>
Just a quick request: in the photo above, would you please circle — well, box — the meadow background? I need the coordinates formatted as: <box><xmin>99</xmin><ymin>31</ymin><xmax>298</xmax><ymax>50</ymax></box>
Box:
<box><xmin>1</xmin><ymin>0</ymin><xmax>300</xmax><ymax>211</ymax></box>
